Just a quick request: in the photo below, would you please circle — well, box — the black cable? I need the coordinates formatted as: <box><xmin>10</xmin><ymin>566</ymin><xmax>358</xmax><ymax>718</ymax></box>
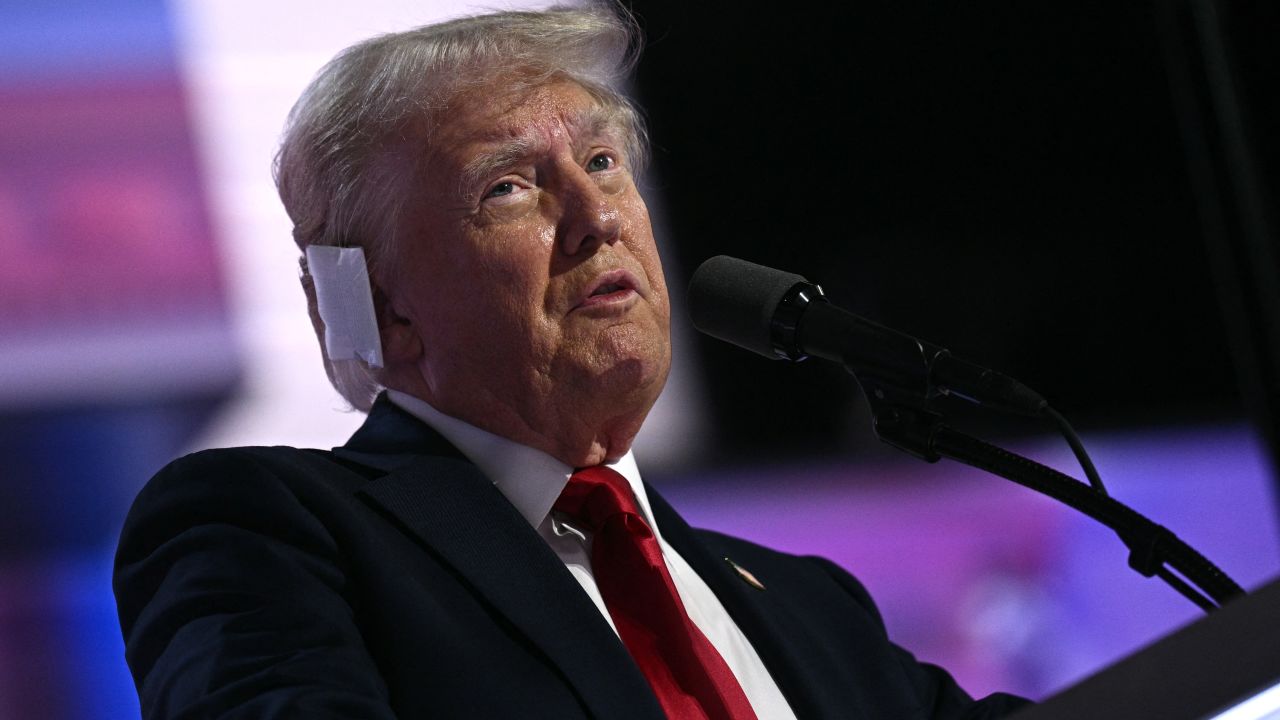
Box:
<box><xmin>1043</xmin><ymin>405</ymin><xmax>1108</xmax><ymax>495</ymax></box>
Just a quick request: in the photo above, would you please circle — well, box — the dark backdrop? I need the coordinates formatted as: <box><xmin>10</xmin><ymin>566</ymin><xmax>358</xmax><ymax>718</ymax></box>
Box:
<box><xmin>628</xmin><ymin>0</ymin><xmax>1279</xmax><ymax>467</ymax></box>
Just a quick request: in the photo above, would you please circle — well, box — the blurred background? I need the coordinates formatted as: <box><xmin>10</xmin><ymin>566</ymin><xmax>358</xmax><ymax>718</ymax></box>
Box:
<box><xmin>1</xmin><ymin>0</ymin><xmax>1276</xmax><ymax>717</ymax></box>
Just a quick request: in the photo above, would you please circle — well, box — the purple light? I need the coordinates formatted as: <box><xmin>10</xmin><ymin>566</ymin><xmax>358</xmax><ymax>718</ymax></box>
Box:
<box><xmin>658</xmin><ymin>423</ymin><xmax>1279</xmax><ymax>700</ymax></box>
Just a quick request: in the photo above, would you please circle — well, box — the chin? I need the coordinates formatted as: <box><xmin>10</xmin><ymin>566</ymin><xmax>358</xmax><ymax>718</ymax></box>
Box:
<box><xmin>599</xmin><ymin>354</ymin><xmax>667</xmax><ymax>398</ymax></box>
<box><xmin>588</xmin><ymin>320</ymin><xmax>667</xmax><ymax>374</ymax></box>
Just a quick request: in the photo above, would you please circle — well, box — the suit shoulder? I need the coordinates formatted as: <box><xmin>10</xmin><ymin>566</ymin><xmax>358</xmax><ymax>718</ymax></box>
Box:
<box><xmin>117</xmin><ymin>445</ymin><xmax>370</xmax><ymax>567</ymax></box>
<box><xmin>687</xmin><ymin>526</ymin><xmax>884</xmax><ymax>621</ymax></box>
<box><xmin>687</xmin><ymin>527</ymin><xmax>837</xmax><ymax>574</ymax></box>
<box><xmin>136</xmin><ymin>445</ymin><xmax>363</xmax><ymax>505</ymax></box>
<box><xmin>686</xmin><ymin>527</ymin><xmax>792</xmax><ymax>559</ymax></box>
<box><xmin>154</xmin><ymin>444</ymin><xmax>343</xmax><ymax>481</ymax></box>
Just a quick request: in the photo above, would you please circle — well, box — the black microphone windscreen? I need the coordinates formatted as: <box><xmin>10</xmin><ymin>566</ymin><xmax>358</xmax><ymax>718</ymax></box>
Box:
<box><xmin>687</xmin><ymin>256</ymin><xmax>808</xmax><ymax>359</ymax></box>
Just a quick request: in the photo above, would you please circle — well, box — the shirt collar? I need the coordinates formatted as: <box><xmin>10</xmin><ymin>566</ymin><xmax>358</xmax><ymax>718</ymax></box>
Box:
<box><xmin>385</xmin><ymin>389</ymin><xmax>657</xmax><ymax>533</ymax></box>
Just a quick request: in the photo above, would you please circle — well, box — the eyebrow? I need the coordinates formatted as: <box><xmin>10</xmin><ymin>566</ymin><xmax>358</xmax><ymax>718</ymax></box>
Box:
<box><xmin>455</xmin><ymin>105</ymin><xmax>624</xmax><ymax>199</ymax></box>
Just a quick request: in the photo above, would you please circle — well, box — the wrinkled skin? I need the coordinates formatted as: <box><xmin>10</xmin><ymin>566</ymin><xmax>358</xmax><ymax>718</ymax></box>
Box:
<box><xmin>376</xmin><ymin>78</ymin><xmax>671</xmax><ymax>467</ymax></box>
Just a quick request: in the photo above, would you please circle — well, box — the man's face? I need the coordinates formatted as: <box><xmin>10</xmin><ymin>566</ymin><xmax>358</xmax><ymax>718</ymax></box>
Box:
<box><xmin>384</xmin><ymin>77</ymin><xmax>671</xmax><ymax>450</ymax></box>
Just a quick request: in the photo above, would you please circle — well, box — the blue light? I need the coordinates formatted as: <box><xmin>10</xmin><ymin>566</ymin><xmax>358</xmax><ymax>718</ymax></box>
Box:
<box><xmin>0</xmin><ymin>0</ymin><xmax>175</xmax><ymax>79</ymax></box>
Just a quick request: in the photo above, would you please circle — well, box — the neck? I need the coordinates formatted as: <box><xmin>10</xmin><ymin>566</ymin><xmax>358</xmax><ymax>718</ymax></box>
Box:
<box><xmin>383</xmin><ymin>373</ymin><xmax>658</xmax><ymax>468</ymax></box>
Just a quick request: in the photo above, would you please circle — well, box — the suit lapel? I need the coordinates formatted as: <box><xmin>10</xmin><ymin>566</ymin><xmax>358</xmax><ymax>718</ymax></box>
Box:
<box><xmin>647</xmin><ymin>484</ymin><xmax>837</xmax><ymax>720</ymax></box>
<box><xmin>339</xmin><ymin>397</ymin><xmax>666</xmax><ymax>720</ymax></box>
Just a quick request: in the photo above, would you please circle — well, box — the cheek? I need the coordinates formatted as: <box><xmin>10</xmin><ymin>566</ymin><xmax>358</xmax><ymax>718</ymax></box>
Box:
<box><xmin>620</xmin><ymin>202</ymin><xmax>670</xmax><ymax>311</ymax></box>
<box><xmin>465</xmin><ymin>230</ymin><xmax>558</xmax><ymax>333</ymax></box>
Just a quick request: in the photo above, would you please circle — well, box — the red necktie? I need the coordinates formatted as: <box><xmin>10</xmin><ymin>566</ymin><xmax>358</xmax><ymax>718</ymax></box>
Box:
<box><xmin>555</xmin><ymin>466</ymin><xmax>759</xmax><ymax>720</ymax></box>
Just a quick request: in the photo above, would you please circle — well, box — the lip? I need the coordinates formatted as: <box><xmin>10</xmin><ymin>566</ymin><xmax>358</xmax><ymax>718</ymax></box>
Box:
<box><xmin>572</xmin><ymin>268</ymin><xmax>642</xmax><ymax>312</ymax></box>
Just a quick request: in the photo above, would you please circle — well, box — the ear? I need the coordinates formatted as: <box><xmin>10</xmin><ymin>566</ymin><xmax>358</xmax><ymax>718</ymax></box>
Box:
<box><xmin>373</xmin><ymin>284</ymin><xmax>422</xmax><ymax>365</ymax></box>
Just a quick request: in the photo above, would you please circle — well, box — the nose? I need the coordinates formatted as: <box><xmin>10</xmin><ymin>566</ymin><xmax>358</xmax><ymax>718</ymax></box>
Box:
<box><xmin>557</xmin><ymin>168</ymin><xmax>621</xmax><ymax>257</ymax></box>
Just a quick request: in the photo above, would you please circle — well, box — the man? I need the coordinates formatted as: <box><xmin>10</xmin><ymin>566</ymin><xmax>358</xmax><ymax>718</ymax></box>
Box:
<box><xmin>115</xmin><ymin>6</ymin><xmax>1030</xmax><ymax>718</ymax></box>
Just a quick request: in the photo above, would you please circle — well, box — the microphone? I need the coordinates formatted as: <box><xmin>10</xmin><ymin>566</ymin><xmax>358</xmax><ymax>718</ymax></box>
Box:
<box><xmin>687</xmin><ymin>255</ymin><xmax>1047</xmax><ymax>416</ymax></box>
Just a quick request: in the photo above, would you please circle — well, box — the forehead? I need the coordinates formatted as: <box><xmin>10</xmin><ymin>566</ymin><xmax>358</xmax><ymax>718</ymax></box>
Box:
<box><xmin>427</xmin><ymin>79</ymin><xmax>621</xmax><ymax>173</ymax></box>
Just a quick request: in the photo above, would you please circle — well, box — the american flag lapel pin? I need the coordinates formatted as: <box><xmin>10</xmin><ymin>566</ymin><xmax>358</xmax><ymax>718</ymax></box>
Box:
<box><xmin>724</xmin><ymin>557</ymin><xmax>766</xmax><ymax>591</ymax></box>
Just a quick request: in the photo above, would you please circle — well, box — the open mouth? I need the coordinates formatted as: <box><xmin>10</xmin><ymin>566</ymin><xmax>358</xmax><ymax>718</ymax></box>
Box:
<box><xmin>576</xmin><ymin>269</ymin><xmax>640</xmax><ymax>309</ymax></box>
<box><xmin>591</xmin><ymin>282</ymin><xmax>625</xmax><ymax>297</ymax></box>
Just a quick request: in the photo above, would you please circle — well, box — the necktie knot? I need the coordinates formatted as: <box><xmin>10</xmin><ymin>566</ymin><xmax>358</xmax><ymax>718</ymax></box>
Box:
<box><xmin>554</xmin><ymin>465</ymin><xmax>640</xmax><ymax>534</ymax></box>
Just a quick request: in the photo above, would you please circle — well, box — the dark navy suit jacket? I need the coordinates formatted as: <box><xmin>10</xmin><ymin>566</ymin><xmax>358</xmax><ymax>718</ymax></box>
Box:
<box><xmin>114</xmin><ymin>395</ymin><xmax>1029</xmax><ymax>719</ymax></box>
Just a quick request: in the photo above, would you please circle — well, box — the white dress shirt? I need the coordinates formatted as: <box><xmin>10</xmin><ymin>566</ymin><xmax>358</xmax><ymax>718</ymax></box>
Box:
<box><xmin>386</xmin><ymin>390</ymin><xmax>797</xmax><ymax>719</ymax></box>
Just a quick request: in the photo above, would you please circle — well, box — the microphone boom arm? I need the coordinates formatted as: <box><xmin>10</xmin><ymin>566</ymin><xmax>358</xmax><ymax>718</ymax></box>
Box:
<box><xmin>844</xmin><ymin>321</ymin><xmax>1246</xmax><ymax>611</ymax></box>
<box><xmin>932</xmin><ymin>421</ymin><xmax>1244</xmax><ymax>610</ymax></box>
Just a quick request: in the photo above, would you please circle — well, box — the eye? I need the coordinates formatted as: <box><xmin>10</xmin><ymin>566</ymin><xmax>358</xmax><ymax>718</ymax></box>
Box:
<box><xmin>484</xmin><ymin>181</ymin><xmax>516</xmax><ymax>199</ymax></box>
<box><xmin>586</xmin><ymin>153</ymin><xmax>616</xmax><ymax>172</ymax></box>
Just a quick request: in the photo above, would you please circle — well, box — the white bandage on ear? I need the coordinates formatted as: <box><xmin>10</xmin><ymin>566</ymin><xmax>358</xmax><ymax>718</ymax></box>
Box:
<box><xmin>305</xmin><ymin>245</ymin><xmax>385</xmax><ymax>368</ymax></box>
